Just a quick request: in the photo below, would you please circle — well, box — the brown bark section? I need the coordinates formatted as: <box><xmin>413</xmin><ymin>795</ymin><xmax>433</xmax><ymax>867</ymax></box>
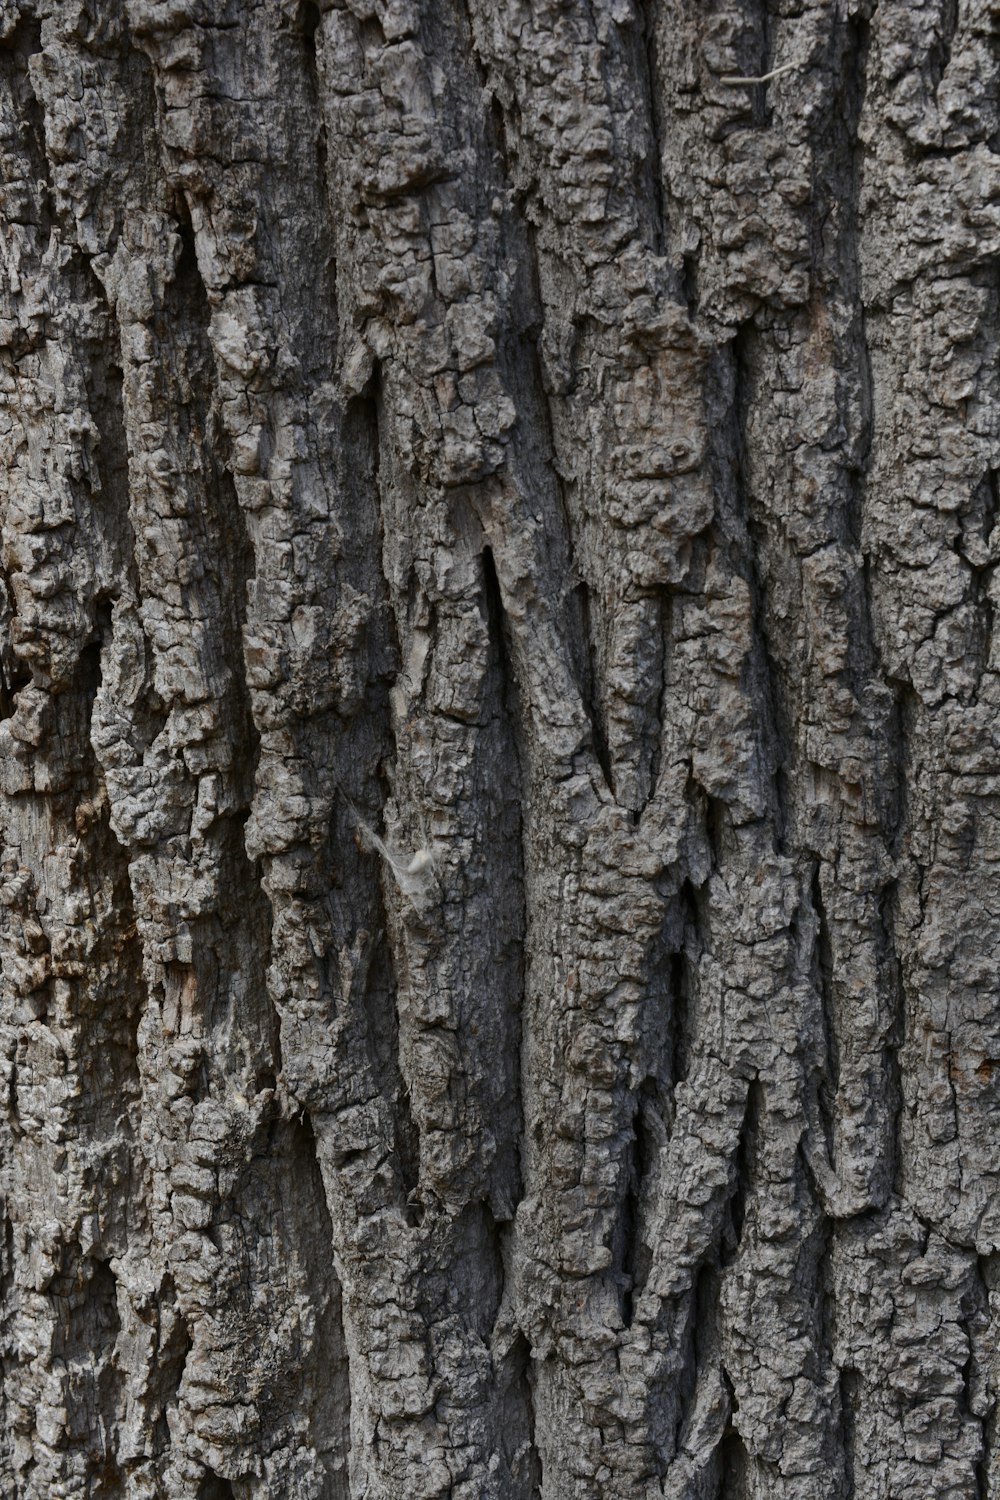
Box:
<box><xmin>1</xmin><ymin>1</ymin><xmax>999</xmax><ymax>1496</ymax></box>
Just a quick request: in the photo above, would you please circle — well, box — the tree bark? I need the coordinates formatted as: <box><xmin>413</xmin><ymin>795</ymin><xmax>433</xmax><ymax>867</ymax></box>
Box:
<box><xmin>1</xmin><ymin>0</ymin><xmax>998</xmax><ymax>1495</ymax></box>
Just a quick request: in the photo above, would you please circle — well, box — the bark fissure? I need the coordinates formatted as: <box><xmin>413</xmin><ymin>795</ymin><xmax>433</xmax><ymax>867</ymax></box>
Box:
<box><xmin>839</xmin><ymin>1366</ymin><xmax>858</xmax><ymax>1500</ymax></box>
<box><xmin>811</xmin><ymin>861</ymin><xmax>840</xmax><ymax>1150</ymax></box>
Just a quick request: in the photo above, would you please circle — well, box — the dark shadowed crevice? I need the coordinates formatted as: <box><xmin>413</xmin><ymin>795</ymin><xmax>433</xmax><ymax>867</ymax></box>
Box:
<box><xmin>89</xmin><ymin>1252</ymin><xmax>122</xmax><ymax>1336</ymax></box>
<box><xmin>0</xmin><ymin>584</ymin><xmax>30</xmax><ymax>719</ymax></box>
<box><xmin>725</xmin><ymin>0</ymin><xmax>781</xmax><ymax>131</ymax></box>
<box><xmin>633</xmin><ymin>0</ymin><xmax>668</xmax><ymax>258</ymax></box>
<box><xmin>498</xmin><ymin>1331</ymin><xmax>542</xmax><ymax>1497</ymax></box>
<box><xmin>715</xmin><ymin>1365</ymin><xmax>748</xmax><ymax>1499</ymax></box>
<box><xmin>337</xmin><ymin>862</ymin><xmax>419</xmax><ymax>1218</ymax></box>
<box><xmin>454</xmin><ymin>0</ymin><xmax>525</xmax><ymax>215</ymax></box>
<box><xmin>455</xmin><ymin>0</ymin><xmax>497</xmax><ymax>123</ymax></box>
<box><xmin>151</xmin><ymin>1278</ymin><xmax>191</xmax><ymax>1459</ymax></box>
<box><xmin>343</xmin><ymin>382</ymin><xmax>394</xmax><ymax>731</ymax></box>
<box><xmin>725</xmin><ymin>326</ymin><xmax>789</xmax><ymax>841</ymax></box>
<box><xmin>928</xmin><ymin>0</ymin><xmax>959</xmax><ymax>96</ymax></box>
<box><xmin>636</xmin><ymin>588</ymin><xmax>671</xmax><ymax>818</ymax></box>
<box><xmin>825</xmin><ymin>7</ymin><xmax>875</xmax><ymax>578</ymax></box>
<box><xmin>476</xmin><ymin>1199</ymin><xmax>506</xmax><ymax>1325</ymax></box>
<box><xmin>618</xmin><ymin>1077</ymin><xmax>666</xmax><ymax>1326</ymax></box>
<box><xmin>839</xmin><ymin>1366</ymin><xmax>859</xmax><ymax>1499</ymax></box>
<box><xmin>573</xmin><ymin>578</ymin><xmax>613</xmax><ymax>792</ymax></box>
<box><xmin>810</xmin><ymin>862</ymin><xmax>840</xmax><ymax>1156</ymax></box>
<box><xmin>54</xmin><ymin>1253</ymin><xmax>123</xmax><ymax>1492</ymax></box>
<box><xmin>722</xmin><ymin>1079</ymin><xmax>763</xmax><ymax>1266</ymax></box>
<box><xmin>717</xmin><ymin>1420</ymin><xmax>749</xmax><ymax>1500</ymax></box>
<box><xmin>84</xmin><ymin>287</ymin><xmax>131</xmax><ymax>526</ymax></box>
<box><xmin>669</xmin><ymin>876</ymin><xmax>704</xmax><ymax>1093</ymax></box>
<box><xmin>91</xmin><ymin>1447</ymin><xmax>124</xmax><ymax>1496</ymax></box>
<box><xmin>202</xmin><ymin>464</ymin><xmax>275</xmax><ymax>1064</ymax></box>
<box><xmin>704</xmin><ymin>793</ymin><xmax>734</xmax><ymax>872</ymax></box>
<box><xmin>975</xmin><ymin>1449</ymin><xmax>988</xmax><ymax>1500</ymax></box>
<box><xmin>886</xmin><ymin>679</ymin><xmax>918</xmax><ymax>865</ymax></box>
<box><xmin>347</xmin><ymin>380</ymin><xmax>383</xmax><ymax>494</ymax></box>
<box><xmin>815</xmin><ymin>8</ymin><xmax>872</xmax><ymax>296</ymax></box>
<box><xmin>524</xmin><ymin>1348</ymin><xmax>545</xmax><ymax>1499</ymax></box>
<box><xmin>882</xmin><ymin>675</ymin><xmax>917</xmax><ymax>1203</ymax></box>
<box><xmin>876</xmin><ymin>877</ymin><xmax>905</xmax><ymax>1208</ymax></box>
<box><xmin>81</xmin><ymin>293</ymin><xmax>142</xmax><ymax>803</ymax></box>
<box><xmin>452</xmin><ymin>0</ymin><xmax>512</xmax><ymax>179</ymax></box>
<box><xmin>483</xmin><ymin>547</ymin><xmax>521</xmax><ymax>739</ymax></box>
<box><xmin>79</xmin><ymin>595</ymin><xmax>113</xmax><ymax>738</ymax></box>
<box><xmin>975</xmin><ymin>1362</ymin><xmax>995</xmax><ymax>1500</ymax></box>
<box><xmin>292</xmin><ymin>0</ymin><xmax>333</xmax><ymax>317</ymax></box>
<box><xmin>214</xmin><ymin>461</ymin><xmax>259</xmax><ymax>791</ymax></box>
<box><xmin>758</xmin><ymin>0</ymin><xmax>777</xmax><ymax>79</ymax></box>
<box><xmin>445</xmin><ymin>1199</ymin><xmax>510</xmax><ymax>1370</ymax></box>
<box><xmin>89</xmin><ymin>1257</ymin><xmax>124</xmax><ymax>1497</ymax></box>
<box><xmin>681</xmin><ymin>249</ymin><xmax>701</xmax><ymax>319</ymax></box>
<box><xmin>296</xmin><ymin>0</ymin><xmax>321</xmax><ymax>57</ymax></box>
<box><xmin>168</xmin><ymin>206</ymin><xmax>259</xmax><ymax>757</ymax></box>
<box><xmin>966</xmin><ymin>462</ymin><xmax>1000</xmax><ymax>552</ymax></box>
<box><xmin>196</xmin><ymin>1469</ymin><xmax>235</xmax><ymax>1499</ymax></box>
<box><xmin>480</xmin><ymin>542</ymin><xmax>528</xmax><ymax>1219</ymax></box>
<box><xmin>487</xmin><ymin>90</ymin><xmax>517</xmax><ymax>191</ymax></box>
<box><xmin>809</xmin><ymin>1203</ymin><xmax>837</xmax><ymax>1391</ymax></box>
<box><xmin>957</xmin><ymin>466</ymin><xmax>998</xmax><ymax>699</ymax></box>
<box><xmin>471</xmin><ymin>95</ymin><xmax>589</xmax><ymax>707</ymax></box>
<box><xmin>667</xmin><ymin>1259</ymin><xmax>723</xmax><ymax>1473</ymax></box>
<box><xmin>277</xmin><ymin>1113</ymin><xmax>352</xmax><ymax>1495</ymax></box>
<box><xmin>90</xmin><ymin>783</ymin><xmax>147</xmax><ymax>1104</ymax></box>
<box><xmin>166</xmin><ymin>205</ymin><xmax>257</xmax><ymax>702</ymax></box>
<box><xmin>669</xmin><ymin>944</ymin><xmax>691</xmax><ymax>1091</ymax></box>
<box><xmin>800</xmin><ymin>1075</ymin><xmax>835</xmax><ymax>1212</ymax></box>
<box><xmin>90</xmin><ymin>1259</ymin><xmax>123</xmax><ymax>1457</ymax></box>
<box><xmin>494</xmin><ymin>297</ymin><xmax>591</xmax><ymax>753</ymax></box>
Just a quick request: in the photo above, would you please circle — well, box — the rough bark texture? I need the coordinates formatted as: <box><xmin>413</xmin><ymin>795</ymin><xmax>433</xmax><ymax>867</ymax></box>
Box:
<box><xmin>1</xmin><ymin>0</ymin><xmax>999</xmax><ymax>1495</ymax></box>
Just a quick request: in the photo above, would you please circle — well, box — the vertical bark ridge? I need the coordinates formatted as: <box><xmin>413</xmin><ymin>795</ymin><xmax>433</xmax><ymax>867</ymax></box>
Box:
<box><xmin>118</xmin><ymin>7</ymin><xmax>371</xmax><ymax>1492</ymax></box>
<box><xmin>817</xmin><ymin>4</ymin><xmax>1000</xmax><ymax>1490</ymax></box>
<box><xmin>862</xmin><ymin>0</ymin><xmax>1000</xmax><ymax>1253</ymax></box>
<box><xmin>4</xmin><ymin>7</ymin><xmax>359</xmax><ymax>1494</ymax></box>
<box><xmin>93</xmin><ymin>177</ymin><xmax>298</xmax><ymax>1491</ymax></box>
<box><xmin>465</xmin><ymin>0</ymin><xmax>711</xmax><ymax>823</ymax></box>
<box><xmin>0</xmin><ymin>14</ymin><xmax>158</xmax><ymax>1491</ymax></box>
<box><xmin>317</xmin><ymin>1</ymin><xmax>585</xmax><ymax>1487</ymax></box>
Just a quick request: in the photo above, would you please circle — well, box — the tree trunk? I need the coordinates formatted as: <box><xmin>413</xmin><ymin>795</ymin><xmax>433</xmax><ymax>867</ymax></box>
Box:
<box><xmin>1</xmin><ymin>0</ymin><xmax>998</xmax><ymax>1495</ymax></box>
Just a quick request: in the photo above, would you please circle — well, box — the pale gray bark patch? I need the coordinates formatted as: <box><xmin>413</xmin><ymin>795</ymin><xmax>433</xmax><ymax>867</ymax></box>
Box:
<box><xmin>1</xmin><ymin>0</ymin><xmax>999</xmax><ymax>1495</ymax></box>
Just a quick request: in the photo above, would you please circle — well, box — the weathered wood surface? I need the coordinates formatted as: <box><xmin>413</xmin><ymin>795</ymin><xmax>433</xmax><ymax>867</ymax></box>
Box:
<box><xmin>1</xmin><ymin>0</ymin><xmax>999</xmax><ymax>1495</ymax></box>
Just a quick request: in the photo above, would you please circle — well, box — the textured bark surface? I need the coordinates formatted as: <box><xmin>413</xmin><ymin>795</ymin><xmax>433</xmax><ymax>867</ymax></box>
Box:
<box><xmin>1</xmin><ymin>0</ymin><xmax>999</xmax><ymax>1495</ymax></box>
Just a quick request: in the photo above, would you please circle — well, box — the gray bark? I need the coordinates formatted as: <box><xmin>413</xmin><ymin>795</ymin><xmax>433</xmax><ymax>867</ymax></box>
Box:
<box><xmin>1</xmin><ymin>0</ymin><xmax>998</xmax><ymax>1495</ymax></box>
